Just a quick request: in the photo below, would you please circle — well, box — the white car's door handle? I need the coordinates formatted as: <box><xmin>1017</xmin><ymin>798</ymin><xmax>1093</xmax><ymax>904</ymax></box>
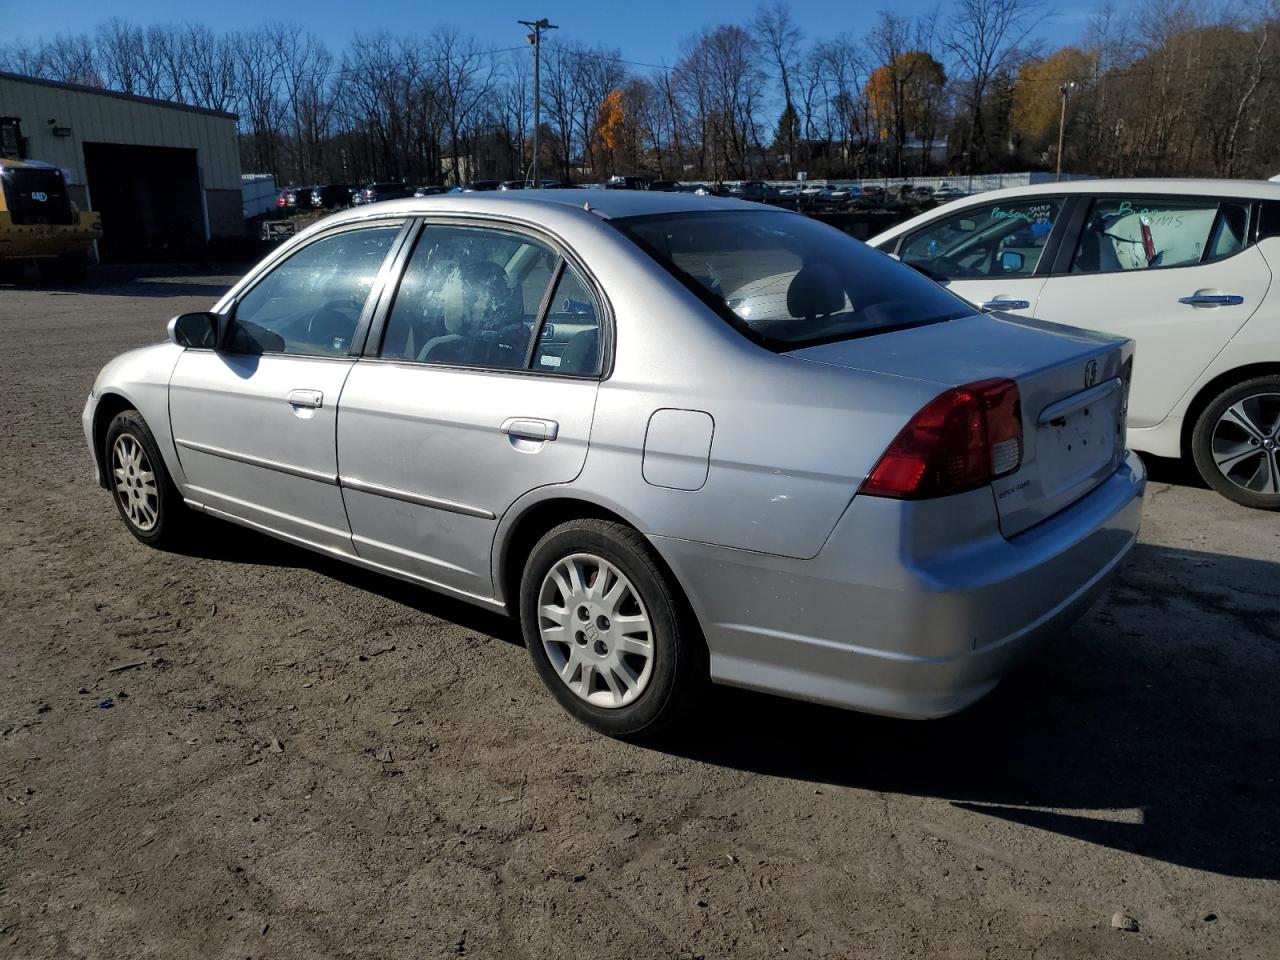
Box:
<box><xmin>287</xmin><ymin>389</ymin><xmax>324</xmax><ymax>409</ymax></box>
<box><xmin>1178</xmin><ymin>293</ymin><xmax>1244</xmax><ymax>307</ymax></box>
<box><xmin>501</xmin><ymin>417</ymin><xmax>559</xmax><ymax>442</ymax></box>
<box><xmin>980</xmin><ymin>298</ymin><xmax>1031</xmax><ymax>311</ymax></box>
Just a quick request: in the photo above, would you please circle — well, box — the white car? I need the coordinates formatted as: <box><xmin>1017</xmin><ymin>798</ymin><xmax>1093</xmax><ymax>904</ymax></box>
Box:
<box><xmin>870</xmin><ymin>179</ymin><xmax>1280</xmax><ymax>509</ymax></box>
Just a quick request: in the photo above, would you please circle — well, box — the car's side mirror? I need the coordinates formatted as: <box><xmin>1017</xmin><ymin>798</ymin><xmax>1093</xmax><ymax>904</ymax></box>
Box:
<box><xmin>999</xmin><ymin>250</ymin><xmax>1025</xmax><ymax>273</ymax></box>
<box><xmin>167</xmin><ymin>312</ymin><xmax>221</xmax><ymax>349</ymax></box>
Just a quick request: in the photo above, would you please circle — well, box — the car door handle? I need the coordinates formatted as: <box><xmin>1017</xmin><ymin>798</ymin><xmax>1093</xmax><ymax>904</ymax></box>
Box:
<box><xmin>1178</xmin><ymin>294</ymin><xmax>1244</xmax><ymax>307</ymax></box>
<box><xmin>980</xmin><ymin>298</ymin><xmax>1032</xmax><ymax>311</ymax></box>
<box><xmin>501</xmin><ymin>417</ymin><xmax>559</xmax><ymax>442</ymax></box>
<box><xmin>287</xmin><ymin>389</ymin><xmax>324</xmax><ymax>409</ymax></box>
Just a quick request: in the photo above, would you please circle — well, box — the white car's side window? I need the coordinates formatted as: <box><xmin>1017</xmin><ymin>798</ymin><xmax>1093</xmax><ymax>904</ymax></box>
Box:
<box><xmin>1070</xmin><ymin>198</ymin><xmax>1250</xmax><ymax>273</ymax></box>
<box><xmin>227</xmin><ymin>225</ymin><xmax>402</xmax><ymax>357</ymax></box>
<box><xmin>899</xmin><ymin>199</ymin><xmax>1064</xmax><ymax>280</ymax></box>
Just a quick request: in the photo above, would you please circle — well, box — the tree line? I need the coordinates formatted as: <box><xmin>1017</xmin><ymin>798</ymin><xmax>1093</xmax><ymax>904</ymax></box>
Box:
<box><xmin>3</xmin><ymin>0</ymin><xmax>1279</xmax><ymax>188</ymax></box>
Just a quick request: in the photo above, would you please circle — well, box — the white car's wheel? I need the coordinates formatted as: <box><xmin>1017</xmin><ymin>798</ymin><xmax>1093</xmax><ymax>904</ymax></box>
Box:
<box><xmin>1191</xmin><ymin>376</ymin><xmax>1280</xmax><ymax>510</ymax></box>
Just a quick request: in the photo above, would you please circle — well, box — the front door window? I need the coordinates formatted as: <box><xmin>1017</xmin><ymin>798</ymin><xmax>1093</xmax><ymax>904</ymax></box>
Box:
<box><xmin>900</xmin><ymin>198</ymin><xmax>1064</xmax><ymax>280</ymax></box>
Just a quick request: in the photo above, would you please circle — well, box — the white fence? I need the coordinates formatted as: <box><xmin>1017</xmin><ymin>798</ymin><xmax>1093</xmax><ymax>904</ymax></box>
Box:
<box><xmin>758</xmin><ymin>172</ymin><xmax>1096</xmax><ymax>195</ymax></box>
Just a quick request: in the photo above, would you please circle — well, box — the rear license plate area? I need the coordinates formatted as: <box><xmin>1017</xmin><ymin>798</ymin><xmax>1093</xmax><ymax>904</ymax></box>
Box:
<box><xmin>1037</xmin><ymin>388</ymin><xmax>1121</xmax><ymax>494</ymax></box>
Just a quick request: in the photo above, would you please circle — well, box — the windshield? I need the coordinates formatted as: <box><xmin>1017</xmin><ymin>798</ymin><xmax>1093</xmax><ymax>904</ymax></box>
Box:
<box><xmin>614</xmin><ymin>210</ymin><xmax>974</xmax><ymax>349</ymax></box>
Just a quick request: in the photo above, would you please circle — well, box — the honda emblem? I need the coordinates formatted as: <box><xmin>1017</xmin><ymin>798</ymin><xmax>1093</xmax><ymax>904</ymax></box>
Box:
<box><xmin>1084</xmin><ymin>359</ymin><xmax>1098</xmax><ymax>388</ymax></box>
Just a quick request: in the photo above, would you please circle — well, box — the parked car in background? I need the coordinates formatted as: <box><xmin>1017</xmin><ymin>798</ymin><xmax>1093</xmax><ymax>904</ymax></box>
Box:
<box><xmin>499</xmin><ymin>179</ymin><xmax>564</xmax><ymax>190</ymax></box>
<box><xmin>287</xmin><ymin>187</ymin><xmax>319</xmax><ymax>210</ymax></box>
<box><xmin>933</xmin><ymin>185</ymin><xmax>968</xmax><ymax>202</ymax></box>
<box><xmin>871</xmin><ymin>178</ymin><xmax>1280</xmax><ymax>508</ymax></box>
<box><xmin>85</xmin><ymin>191</ymin><xmax>1143</xmax><ymax>737</ymax></box>
<box><xmin>361</xmin><ymin>182</ymin><xmax>415</xmax><ymax>204</ymax></box>
<box><xmin>310</xmin><ymin>184</ymin><xmax>357</xmax><ymax>209</ymax></box>
<box><xmin>414</xmin><ymin>185</ymin><xmax>450</xmax><ymax>197</ymax></box>
<box><xmin>726</xmin><ymin>180</ymin><xmax>777</xmax><ymax>203</ymax></box>
<box><xmin>604</xmin><ymin>175</ymin><xmax>655</xmax><ymax>190</ymax></box>
<box><xmin>462</xmin><ymin>180</ymin><xmax>502</xmax><ymax>192</ymax></box>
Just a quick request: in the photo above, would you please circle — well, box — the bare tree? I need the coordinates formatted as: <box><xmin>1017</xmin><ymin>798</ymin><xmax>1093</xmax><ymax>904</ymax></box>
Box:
<box><xmin>754</xmin><ymin>1</ymin><xmax>802</xmax><ymax>175</ymax></box>
<box><xmin>945</xmin><ymin>0</ymin><xmax>1040</xmax><ymax>170</ymax></box>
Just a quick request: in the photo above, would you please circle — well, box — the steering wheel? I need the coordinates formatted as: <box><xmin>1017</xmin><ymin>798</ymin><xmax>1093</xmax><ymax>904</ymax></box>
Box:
<box><xmin>305</xmin><ymin>299</ymin><xmax>361</xmax><ymax>351</ymax></box>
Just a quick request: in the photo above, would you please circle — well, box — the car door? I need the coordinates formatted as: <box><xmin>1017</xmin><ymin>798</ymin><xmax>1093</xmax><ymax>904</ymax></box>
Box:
<box><xmin>1032</xmin><ymin>195</ymin><xmax>1271</xmax><ymax>428</ymax></box>
<box><xmin>168</xmin><ymin>220</ymin><xmax>408</xmax><ymax>552</ymax></box>
<box><xmin>336</xmin><ymin>220</ymin><xmax>604</xmax><ymax>601</ymax></box>
<box><xmin>893</xmin><ymin>196</ymin><xmax>1070</xmax><ymax>316</ymax></box>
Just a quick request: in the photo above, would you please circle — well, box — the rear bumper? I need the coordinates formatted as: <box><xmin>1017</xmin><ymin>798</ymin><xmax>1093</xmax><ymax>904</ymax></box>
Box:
<box><xmin>652</xmin><ymin>450</ymin><xmax>1146</xmax><ymax>718</ymax></box>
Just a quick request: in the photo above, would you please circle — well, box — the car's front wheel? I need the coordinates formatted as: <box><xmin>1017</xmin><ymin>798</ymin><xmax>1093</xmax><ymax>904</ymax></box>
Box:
<box><xmin>104</xmin><ymin>409</ymin><xmax>190</xmax><ymax>546</ymax></box>
<box><xmin>519</xmin><ymin>519</ymin><xmax>707</xmax><ymax>739</ymax></box>
<box><xmin>1190</xmin><ymin>375</ymin><xmax>1280</xmax><ymax>510</ymax></box>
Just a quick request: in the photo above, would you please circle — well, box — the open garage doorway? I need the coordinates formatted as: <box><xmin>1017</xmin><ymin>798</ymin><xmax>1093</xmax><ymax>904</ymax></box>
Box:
<box><xmin>82</xmin><ymin>143</ymin><xmax>205</xmax><ymax>261</ymax></box>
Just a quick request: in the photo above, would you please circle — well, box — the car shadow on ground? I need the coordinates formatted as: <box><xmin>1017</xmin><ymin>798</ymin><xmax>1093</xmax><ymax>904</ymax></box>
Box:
<box><xmin>177</xmin><ymin>523</ymin><xmax>1279</xmax><ymax>880</ymax></box>
<box><xmin>1139</xmin><ymin>451</ymin><xmax>1209</xmax><ymax>489</ymax></box>
<box><xmin>659</xmin><ymin>541</ymin><xmax>1280</xmax><ymax>881</ymax></box>
<box><xmin>179</xmin><ymin>517</ymin><xmax>523</xmax><ymax>646</ymax></box>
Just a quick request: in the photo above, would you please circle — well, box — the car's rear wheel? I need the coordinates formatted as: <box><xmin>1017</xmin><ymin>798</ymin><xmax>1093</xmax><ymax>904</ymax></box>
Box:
<box><xmin>519</xmin><ymin>519</ymin><xmax>706</xmax><ymax>739</ymax></box>
<box><xmin>1190</xmin><ymin>375</ymin><xmax>1280</xmax><ymax>510</ymax></box>
<box><xmin>105</xmin><ymin>409</ymin><xmax>190</xmax><ymax>546</ymax></box>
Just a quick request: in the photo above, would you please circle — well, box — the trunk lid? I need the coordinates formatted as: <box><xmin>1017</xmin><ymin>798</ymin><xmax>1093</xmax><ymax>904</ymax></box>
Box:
<box><xmin>790</xmin><ymin>312</ymin><xmax>1133</xmax><ymax>537</ymax></box>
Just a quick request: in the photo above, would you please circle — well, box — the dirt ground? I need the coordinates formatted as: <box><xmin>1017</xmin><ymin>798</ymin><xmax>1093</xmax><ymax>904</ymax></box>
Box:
<box><xmin>1</xmin><ymin>266</ymin><xmax>1277</xmax><ymax>960</ymax></box>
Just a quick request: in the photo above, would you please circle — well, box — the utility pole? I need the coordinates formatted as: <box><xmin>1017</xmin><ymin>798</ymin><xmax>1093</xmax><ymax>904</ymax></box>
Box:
<box><xmin>519</xmin><ymin>18</ymin><xmax>557</xmax><ymax>187</ymax></box>
<box><xmin>1056</xmin><ymin>81</ymin><xmax>1077</xmax><ymax>182</ymax></box>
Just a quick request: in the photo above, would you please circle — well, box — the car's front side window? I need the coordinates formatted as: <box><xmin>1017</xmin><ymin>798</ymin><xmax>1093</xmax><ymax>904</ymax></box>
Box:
<box><xmin>900</xmin><ymin>198</ymin><xmax>1064</xmax><ymax>280</ymax></box>
<box><xmin>379</xmin><ymin>224</ymin><xmax>559</xmax><ymax>370</ymax></box>
<box><xmin>227</xmin><ymin>224</ymin><xmax>402</xmax><ymax>357</ymax></box>
<box><xmin>1071</xmin><ymin>197</ymin><xmax>1250</xmax><ymax>273</ymax></box>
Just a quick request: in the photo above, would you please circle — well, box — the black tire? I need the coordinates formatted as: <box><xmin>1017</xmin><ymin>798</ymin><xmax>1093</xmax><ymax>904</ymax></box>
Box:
<box><xmin>1190</xmin><ymin>374</ymin><xmax>1280</xmax><ymax>510</ymax></box>
<box><xmin>104</xmin><ymin>409</ymin><xmax>190</xmax><ymax>547</ymax></box>
<box><xmin>519</xmin><ymin>519</ymin><xmax>707</xmax><ymax>739</ymax></box>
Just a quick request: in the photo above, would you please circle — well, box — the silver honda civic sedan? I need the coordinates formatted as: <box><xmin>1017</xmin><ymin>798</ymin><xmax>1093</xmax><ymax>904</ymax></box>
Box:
<box><xmin>84</xmin><ymin>191</ymin><xmax>1146</xmax><ymax>738</ymax></box>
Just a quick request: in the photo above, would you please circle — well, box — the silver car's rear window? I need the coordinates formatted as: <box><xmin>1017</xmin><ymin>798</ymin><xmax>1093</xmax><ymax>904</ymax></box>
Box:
<box><xmin>614</xmin><ymin>210</ymin><xmax>974</xmax><ymax>350</ymax></box>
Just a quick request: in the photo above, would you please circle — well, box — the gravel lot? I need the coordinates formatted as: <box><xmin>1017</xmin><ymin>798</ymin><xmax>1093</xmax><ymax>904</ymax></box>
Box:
<box><xmin>2</xmin><ymin>266</ymin><xmax>1278</xmax><ymax>959</ymax></box>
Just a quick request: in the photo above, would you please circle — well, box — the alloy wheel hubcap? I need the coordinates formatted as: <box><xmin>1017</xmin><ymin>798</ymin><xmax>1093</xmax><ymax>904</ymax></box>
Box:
<box><xmin>537</xmin><ymin>553</ymin><xmax>654</xmax><ymax>709</ymax></box>
<box><xmin>1210</xmin><ymin>392</ymin><xmax>1280</xmax><ymax>495</ymax></box>
<box><xmin>112</xmin><ymin>433</ymin><xmax>160</xmax><ymax>531</ymax></box>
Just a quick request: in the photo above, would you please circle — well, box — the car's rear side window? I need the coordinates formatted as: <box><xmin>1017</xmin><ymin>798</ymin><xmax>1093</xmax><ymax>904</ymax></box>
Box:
<box><xmin>614</xmin><ymin>210</ymin><xmax>973</xmax><ymax>350</ymax></box>
<box><xmin>379</xmin><ymin>224</ymin><xmax>560</xmax><ymax>370</ymax></box>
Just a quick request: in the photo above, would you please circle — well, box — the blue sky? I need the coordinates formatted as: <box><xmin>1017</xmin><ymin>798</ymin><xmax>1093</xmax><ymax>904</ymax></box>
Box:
<box><xmin>9</xmin><ymin>0</ymin><xmax>1108</xmax><ymax>65</ymax></box>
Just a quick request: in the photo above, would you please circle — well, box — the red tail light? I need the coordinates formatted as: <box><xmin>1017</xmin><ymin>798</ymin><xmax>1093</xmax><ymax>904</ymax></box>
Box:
<box><xmin>860</xmin><ymin>379</ymin><xmax>1023</xmax><ymax>500</ymax></box>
